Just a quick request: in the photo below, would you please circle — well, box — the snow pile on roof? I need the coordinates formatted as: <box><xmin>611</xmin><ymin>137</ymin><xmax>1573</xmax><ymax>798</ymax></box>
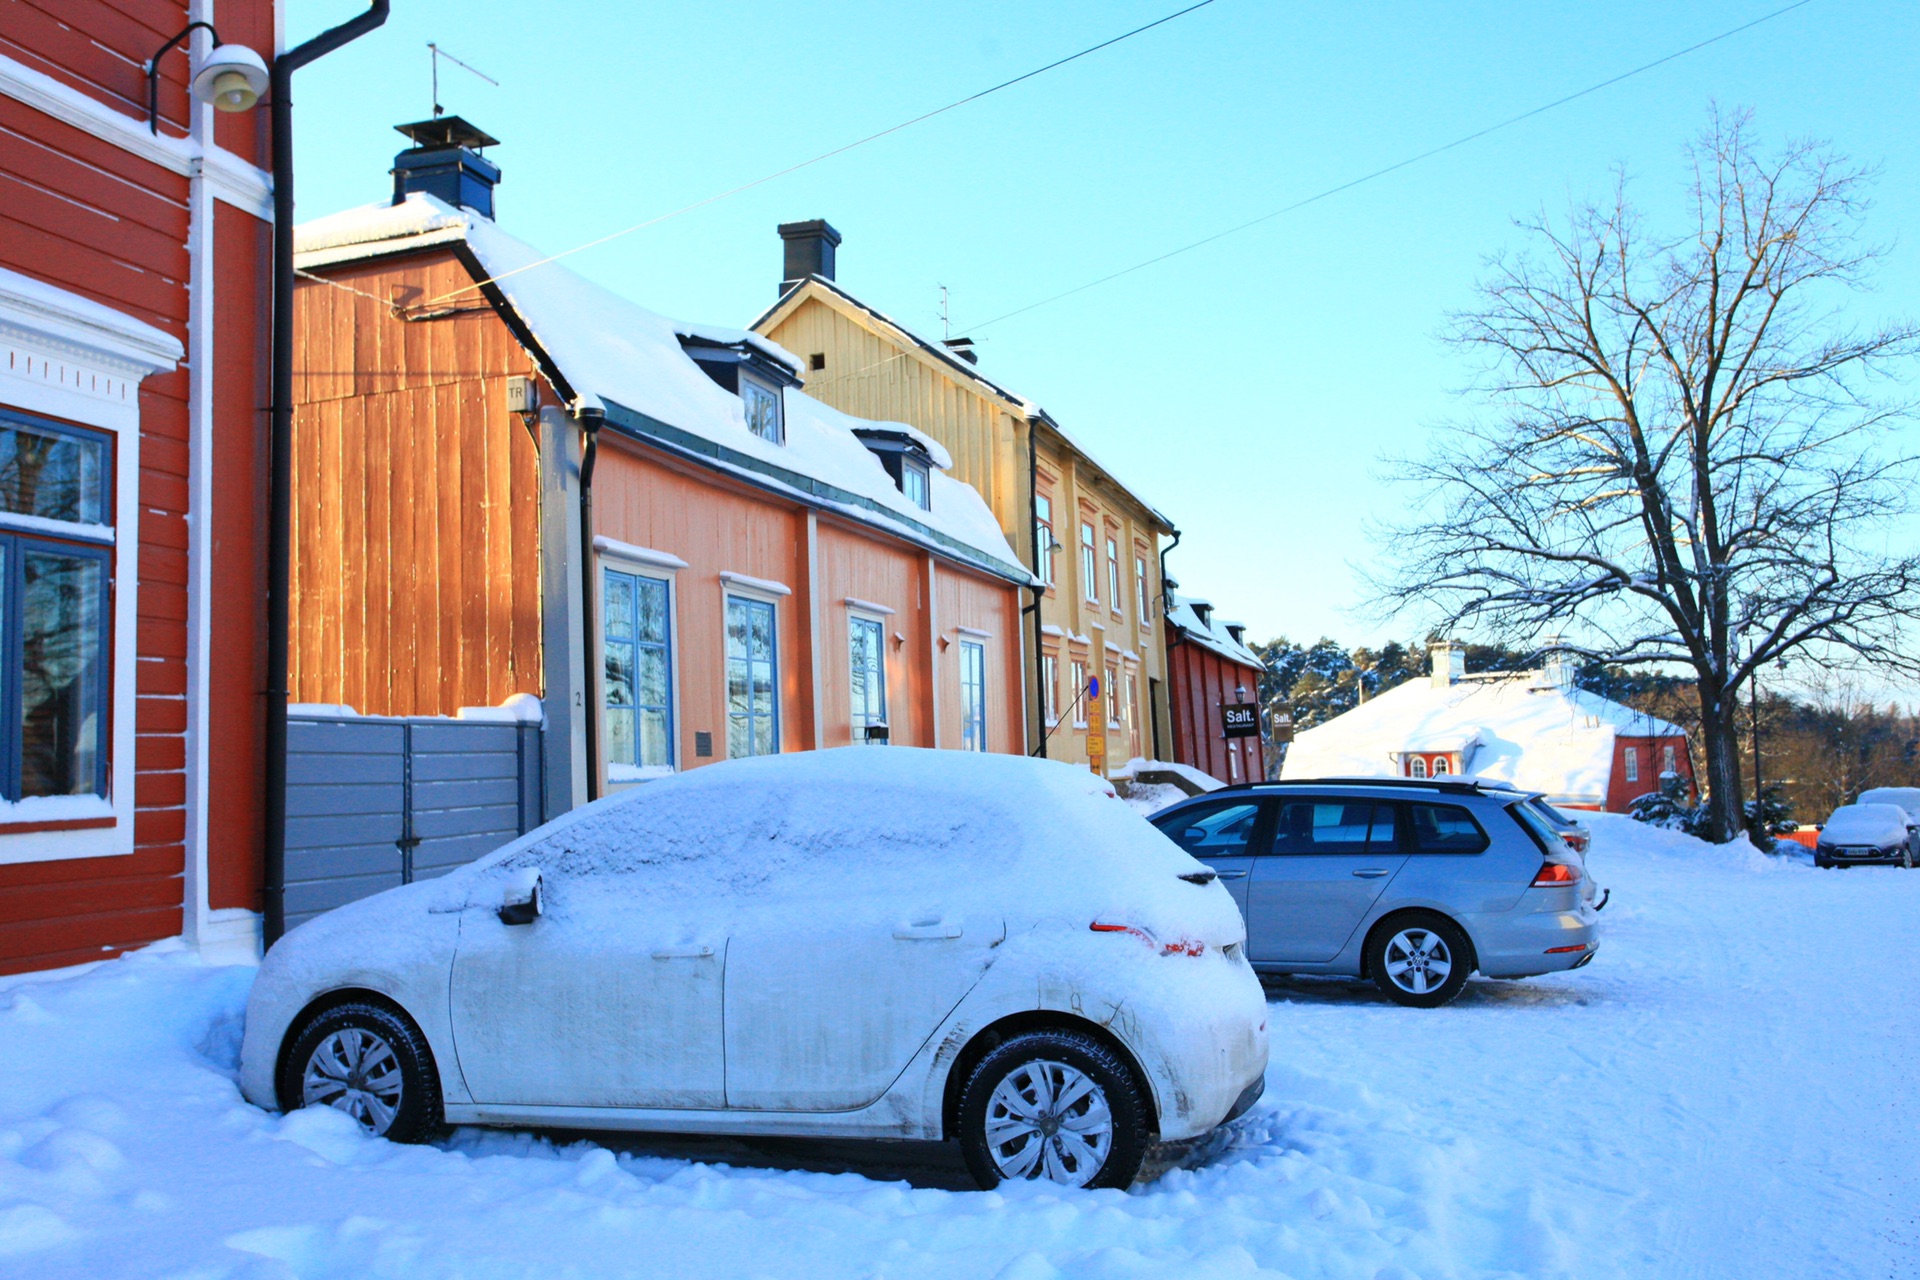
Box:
<box><xmin>1166</xmin><ymin>594</ymin><xmax>1263</xmax><ymax>668</ymax></box>
<box><xmin>1282</xmin><ymin>671</ymin><xmax>1685</xmax><ymax>805</ymax></box>
<box><xmin>293</xmin><ymin>197</ymin><xmax>1024</xmax><ymax>581</ymax></box>
<box><xmin>1819</xmin><ymin>803</ymin><xmax>1910</xmax><ymax>846</ymax></box>
<box><xmin>354</xmin><ymin>747</ymin><xmax>1241</xmax><ymax>948</ymax></box>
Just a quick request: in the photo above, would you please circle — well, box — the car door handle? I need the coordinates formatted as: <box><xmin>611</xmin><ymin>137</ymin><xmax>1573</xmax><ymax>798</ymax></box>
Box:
<box><xmin>1213</xmin><ymin>869</ymin><xmax>1249</xmax><ymax>880</ymax></box>
<box><xmin>651</xmin><ymin>945</ymin><xmax>715</xmax><ymax>959</ymax></box>
<box><xmin>893</xmin><ymin>921</ymin><xmax>962</xmax><ymax>940</ymax></box>
<box><xmin>1351</xmin><ymin>868</ymin><xmax>1392</xmax><ymax>879</ymax></box>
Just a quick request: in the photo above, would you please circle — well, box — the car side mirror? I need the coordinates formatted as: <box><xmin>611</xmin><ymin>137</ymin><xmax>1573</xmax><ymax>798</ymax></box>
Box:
<box><xmin>498</xmin><ymin>869</ymin><xmax>542</xmax><ymax>926</ymax></box>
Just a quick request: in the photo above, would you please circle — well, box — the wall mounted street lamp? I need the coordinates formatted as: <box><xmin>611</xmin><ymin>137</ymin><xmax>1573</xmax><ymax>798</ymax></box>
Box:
<box><xmin>146</xmin><ymin>22</ymin><xmax>270</xmax><ymax>134</ymax></box>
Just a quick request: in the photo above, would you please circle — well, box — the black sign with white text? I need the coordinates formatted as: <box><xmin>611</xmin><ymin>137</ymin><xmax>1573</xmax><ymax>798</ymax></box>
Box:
<box><xmin>1221</xmin><ymin>703</ymin><xmax>1260</xmax><ymax>738</ymax></box>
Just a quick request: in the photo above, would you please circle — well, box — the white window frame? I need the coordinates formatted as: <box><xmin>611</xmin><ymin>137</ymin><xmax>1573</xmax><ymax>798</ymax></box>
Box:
<box><xmin>1431</xmin><ymin>756</ymin><xmax>1450</xmax><ymax>776</ymax></box>
<box><xmin>1408</xmin><ymin>755</ymin><xmax>1428</xmax><ymax>779</ymax></box>
<box><xmin>1105</xmin><ymin>534</ymin><xmax>1121</xmax><ymax>612</ymax></box>
<box><xmin>1079</xmin><ymin>522</ymin><xmax>1098</xmax><ymax>603</ymax></box>
<box><xmin>848</xmin><ymin>607</ymin><xmax>890</xmax><ymax>745</ymax></box>
<box><xmin>1663</xmin><ymin>744</ymin><xmax>1676</xmax><ymax>774</ymax></box>
<box><xmin>1042</xmin><ymin>652</ymin><xmax>1060</xmax><ymax>726</ymax></box>
<box><xmin>596</xmin><ymin>546</ymin><xmax>682</xmax><ymax>787</ymax></box>
<box><xmin>723</xmin><ymin>585</ymin><xmax>783</xmax><ymax>759</ymax></box>
<box><xmin>740</xmin><ymin>372</ymin><xmax>784</xmax><ymax>444</ymax></box>
<box><xmin>0</xmin><ymin>268</ymin><xmax>179</xmax><ymax>864</ymax></box>
<box><xmin>1134</xmin><ymin>551</ymin><xmax>1149</xmax><ymax>628</ymax></box>
<box><xmin>1070</xmin><ymin>658</ymin><xmax>1089</xmax><ymax>729</ymax></box>
<box><xmin>1034</xmin><ymin>493</ymin><xmax>1055</xmax><ymax>587</ymax></box>
<box><xmin>959</xmin><ymin>638</ymin><xmax>987</xmax><ymax>752</ymax></box>
<box><xmin>1624</xmin><ymin>747</ymin><xmax>1639</xmax><ymax>783</ymax></box>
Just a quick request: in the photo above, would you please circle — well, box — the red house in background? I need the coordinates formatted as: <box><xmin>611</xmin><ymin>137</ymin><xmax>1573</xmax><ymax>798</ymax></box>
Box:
<box><xmin>0</xmin><ymin>3</ymin><xmax>280</xmax><ymax>973</ymax></box>
<box><xmin>1163</xmin><ymin>594</ymin><xmax>1267</xmax><ymax>785</ymax></box>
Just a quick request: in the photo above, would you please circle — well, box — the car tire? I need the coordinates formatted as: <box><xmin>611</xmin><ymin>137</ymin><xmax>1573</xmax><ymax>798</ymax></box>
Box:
<box><xmin>957</xmin><ymin>1029</ymin><xmax>1150</xmax><ymax>1191</ymax></box>
<box><xmin>1814</xmin><ymin>855</ymin><xmax>1832</xmax><ymax>868</ymax></box>
<box><xmin>1367</xmin><ymin>914</ymin><xmax>1472</xmax><ymax>1009</ymax></box>
<box><xmin>278</xmin><ymin>1000</ymin><xmax>442</xmax><ymax>1143</ymax></box>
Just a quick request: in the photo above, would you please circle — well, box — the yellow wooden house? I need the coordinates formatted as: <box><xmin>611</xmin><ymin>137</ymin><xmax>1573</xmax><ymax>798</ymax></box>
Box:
<box><xmin>753</xmin><ymin>221</ymin><xmax>1177</xmax><ymax>772</ymax></box>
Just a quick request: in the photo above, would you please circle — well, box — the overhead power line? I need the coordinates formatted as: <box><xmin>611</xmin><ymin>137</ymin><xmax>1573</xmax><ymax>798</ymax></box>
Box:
<box><xmin>417</xmin><ymin>0</ymin><xmax>1219</xmax><ymax>311</ymax></box>
<box><xmin>962</xmin><ymin>0</ymin><xmax>1820</xmax><ymax>332</ymax></box>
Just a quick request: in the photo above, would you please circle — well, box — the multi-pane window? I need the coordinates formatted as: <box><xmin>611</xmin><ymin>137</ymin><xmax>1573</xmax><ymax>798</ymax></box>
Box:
<box><xmin>1125</xmin><ymin>672</ymin><xmax>1141</xmax><ymax>759</ymax></box>
<box><xmin>726</xmin><ymin>595</ymin><xmax>778</xmax><ymax>758</ymax></box>
<box><xmin>850</xmin><ymin>614</ymin><xmax>888</xmax><ymax>743</ymax></box>
<box><xmin>1135</xmin><ymin>553</ymin><xmax>1149</xmax><ymax>624</ymax></box>
<box><xmin>1106</xmin><ymin>664</ymin><xmax>1119</xmax><ymax>739</ymax></box>
<box><xmin>960</xmin><ymin>639</ymin><xmax>987</xmax><ymax>752</ymax></box>
<box><xmin>1624</xmin><ymin>748</ymin><xmax>1639</xmax><ymax>782</ymax></box>
<box><xmin>1070</xmin><ymin>659</ymin><xmax>1088</xmax><ymax>727</ymax></box>
<box><xmin>901</xmin><ymin>460</ymin><xmax>930</xmax><ymax>511</ymax></box>
<box><xmin>603</xmin><ymin>568</ymin><xmax>673</xmax><ymax>770</ymax></box>
<box><xmin>1042</xmin><ymin>653</ymin><xmax>1060</xmax><ymax>724</ymax></box>
<box><xmin>1</xmin><ymin>414</ymin><xmax>113</xmax><ymax>801</ymax></box>
<box><xmin>1034</xmin><ymin>494</ymin><xmax>1054</xmax><ymax>586</ymax></box>
<box><xmin>1662</xmin><ymin>744</ymin><xmax>1676</xmax><ymax>774</ymax></box>
<box><xmin>1106</xmin><ymin>535</ymin><xmax>1120</xmax><ymax>609</ymax></box>
<box><xmin>1431</xmin><ymin>756</ymin><xmax>1450</xmax><ymax>775</ymax></box>
<box><xmin>1079</xmin><ymin>523</ymin><xmax>1097</xmax><ymax>602</ymax></box>
<box><xmin>1409</xmin><ymin>756</ymin><xmax>1428</xmax><ymax>778</ymax></box>
<box><xmin>741</xmin><ymin>376</ymin><xmax>783</xmax><ymax>444</ymax></box>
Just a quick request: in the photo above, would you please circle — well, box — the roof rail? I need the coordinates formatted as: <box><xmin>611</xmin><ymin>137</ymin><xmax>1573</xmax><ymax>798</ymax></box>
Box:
<box><xmin>1211</xmin><ymin>776</ymin><xmax>1528</xmax><ymax>796</ymax></box>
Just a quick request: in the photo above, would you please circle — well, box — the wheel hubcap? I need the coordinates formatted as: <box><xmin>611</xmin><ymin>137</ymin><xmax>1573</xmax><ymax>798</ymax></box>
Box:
<box><xmin>1383</xmin><ymin>928</ymin><xmax>1454</xmax><ymax>996</ymax></box>
<box><xmin>302</xmin><ymin>1027</ymin><xmax>404</xmax><ymax>1136</ymax></box>
<box><xmin>984</xmin><ymin>1059</ymin><xmax>1114</xmax><ymax>1187</ymax></box>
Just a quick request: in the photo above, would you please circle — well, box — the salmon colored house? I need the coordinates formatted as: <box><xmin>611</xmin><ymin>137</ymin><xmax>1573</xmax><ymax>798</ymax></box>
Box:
<box><xmin>289</xmin><ymin>125</ymin><xmax>1031</xmax><ymax>810</ymax></box>
<box><xmin>0</xmin><ymin>2</ymin><xmax>282</xmax><ymax>974</ymax></box>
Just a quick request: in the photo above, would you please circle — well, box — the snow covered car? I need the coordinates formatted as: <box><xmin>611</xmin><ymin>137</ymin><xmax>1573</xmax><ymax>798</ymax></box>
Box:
<box><xmin>240</xmin><ymin>749</ymin><xmax>1269</xmax><ymax>1190</ymax></box>
<box><xmin>1856</xmin><ymin>787</ymin><xmax>1920</xmax><ymax>826</ymax></box>
<box><xmin>1814</xmin><ymin>802</ymin><xmax>1918</xmax><ymax>868</ymax></box>
<box><xmin>1149</xmin><ymin>777</ymin><xmax>1600</xmax><ymax>1008</ymax></box>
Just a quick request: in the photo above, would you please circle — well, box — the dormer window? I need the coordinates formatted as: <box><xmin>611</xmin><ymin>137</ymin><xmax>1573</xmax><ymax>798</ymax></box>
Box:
<box><xmin>852</xmin><ymin>427</ymin><xmax>934</xmax><ymax>511</ymax></box>
<box><xmin>741</xmin><ymin>375</ymin><xmax>783</xmax><ymax>444</ymax></box>
<box><xmin>679</xmin><ymin>333</ymin><xmax>799</xmax><ymax>447</ymax></box>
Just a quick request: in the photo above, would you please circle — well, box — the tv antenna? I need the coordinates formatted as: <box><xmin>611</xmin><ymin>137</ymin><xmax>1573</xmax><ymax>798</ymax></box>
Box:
<box><xmin>428</xmin><ymin>42</ymin><xmax>498</xmax><ymax>118</ymax></box>
<box><xmin>938</xmin><ymin>284</ymin><xmax>950</xmax><ymax>340</ymax></box>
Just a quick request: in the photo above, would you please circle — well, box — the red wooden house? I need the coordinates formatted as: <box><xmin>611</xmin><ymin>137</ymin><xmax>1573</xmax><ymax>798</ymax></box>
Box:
<box><xmin>0</xmin><ymin>2</ymin><xmax>281</xmax><ymax>972</ymax></box>
<box><xmin>1163</xmin><ymin>593</ymin><xmax>1267</xmax><ymax>785</ymax></box>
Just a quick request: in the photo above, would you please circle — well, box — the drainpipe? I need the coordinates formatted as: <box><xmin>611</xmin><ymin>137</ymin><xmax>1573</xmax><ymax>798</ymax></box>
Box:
<box><xmin>1025</xmin><ymin>418</ymin><xmax>1048</xmax><ymax>757</ymax></box>
<box><xmin>262</xmin><ymin>0</ymin><xmax>390</xmax><ymax>951</ymax></box>
<box><xmin>577</xmin><ymin>407</ymin><xmax>605</xmax><ymax>800</ymax></box>
<box><xmin>1158</xmin><ymin>526</ymin><xmax>1182</xmax><ymax>614</ymax></box>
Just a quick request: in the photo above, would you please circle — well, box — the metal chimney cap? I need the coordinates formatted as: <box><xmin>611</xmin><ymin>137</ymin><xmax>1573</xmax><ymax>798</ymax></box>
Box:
<box><xmin>394</xmin><ymin>116</ymin><xmax>499</xmax><ymax>150</ymax></box>
<box><xmin>777</xmin><ymin>219</ymin><xmax>842</xmax><ymax>247</ymax></box>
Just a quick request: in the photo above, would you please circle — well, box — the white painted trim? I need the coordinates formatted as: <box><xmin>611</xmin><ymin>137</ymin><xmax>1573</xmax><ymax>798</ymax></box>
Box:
<box><xmin>0</xmin><ymin>512</ymin><xmax>112</xmax><ymax>543</ymax></box>
<box><xmin>843</xmin><ymin>596</ymin><xmax>895</xmax><ymax>617</ymax></box>
<box><xmin>196</xmin><ymin>908</ymin><xmax>262</xmax><ymax>966</ymax></box>
<box><xmin>0</xmin><ymin>277</ymin><xmax>172</xmax><ymax>863</ymax></box>
<box><xmin>956</xmin><ymin>625</ymin><xmax>994</xmax><ymax>639</ymax></box>
<box><xmin>1039</xmin><ymin>623</ymin><xmax>1066</xmax><ymax>638</ymax></box>
<box><xmin>718</xmin><ymin>571</ymin><xmax>792</xmax><ymax>598</ymax></box>
<box><xmin>592</xmin><ymin>535</ymin><xmax>688</xmax><ymax>571</ymax></box>
<box><xmin>0</xmin><ymin>54</ymin><xmax>272</xmax><ymax>218</ymax></box>
<box><xmin>595</xmin><ymin>553</ymin><xmax>682</xmax><ymax>790</ymax></box>
<box><xmin>805</xmin><ymin>512</ymin><xmax>824</xmax><ymax>750</ymax></box>
<box><xmin>182</xmin><ymin>110</ymin><xmax>218</xmax><ymax>947</ymax></box>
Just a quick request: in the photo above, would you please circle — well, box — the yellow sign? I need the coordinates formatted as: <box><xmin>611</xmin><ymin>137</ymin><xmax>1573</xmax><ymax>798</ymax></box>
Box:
<box><xmin>1085</xmin><ymin>680</ymin><xmax>1105</xmax><ymax>775</ymax></box>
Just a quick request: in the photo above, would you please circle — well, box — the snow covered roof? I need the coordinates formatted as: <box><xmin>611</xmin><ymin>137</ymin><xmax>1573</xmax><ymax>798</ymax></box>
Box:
<box><xmin>1281</xmin><ymin>670</ymin><xmax>1686</xmax><ymax>806</ymax></box>
<box><xmin>1166</xmin><ymin>593</ymin><xmax>1263</xmax><ymax>669</ymax></box>
<box><xmin>752</xmin><ymin>275</ymin><xmax>1173</xmax><ymax>531</ymax></box>
<box><xmin>294</xmin><ymin>196</ymin><xmax>1028</xmax><ymax>584</ymax></box>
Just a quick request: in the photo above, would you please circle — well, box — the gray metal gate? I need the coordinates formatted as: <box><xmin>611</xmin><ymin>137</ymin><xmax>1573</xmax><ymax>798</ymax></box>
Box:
<box><xmin>284</xmin><ymin>714</ymin><xmax>543</xmax><ymax>931</ymax></box>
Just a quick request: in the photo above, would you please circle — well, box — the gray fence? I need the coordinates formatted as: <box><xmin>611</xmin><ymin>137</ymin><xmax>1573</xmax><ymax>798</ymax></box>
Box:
<box><xmin>284</xmin><ymin>714</ymin><xmax>544</xmax><ymax>930</ymax></box>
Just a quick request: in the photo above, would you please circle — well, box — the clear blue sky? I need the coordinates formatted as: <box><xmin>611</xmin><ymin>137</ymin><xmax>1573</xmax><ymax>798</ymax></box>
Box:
<box><xmin>285</xmin><ymin>0</ymin><xmax>1920</xmax><ymax>686</ymax></box>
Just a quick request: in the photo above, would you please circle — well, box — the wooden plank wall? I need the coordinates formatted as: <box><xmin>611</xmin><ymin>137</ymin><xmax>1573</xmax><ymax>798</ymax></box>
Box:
<box><xmin>0</xmin><ymin>0</ymin><xmax>274</xmax><ymax>971</ymax></box>
<box><xmin>291</xmin><ymin>253</ymin><xmax>544</xmax><ymax>717</ymax></box>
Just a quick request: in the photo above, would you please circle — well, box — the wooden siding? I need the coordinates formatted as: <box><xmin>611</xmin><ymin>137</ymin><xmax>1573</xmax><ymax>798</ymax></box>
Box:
<box><xmin>1166</xmin><ymin>627</ymin><xmax>1266</xmax><ymax>785</ymax></box>
<box><xmin>934</xmin><ymin>563</ymin><xmax>1025</xmax><ymax>754</ymax></box>
<box><xmin>290</xmin><ymin>254</ymin><xmax>545</xmax><ymax>717</ymax></box>
<box><xmin>816</xmin><ymin>522</ymin><xmax>928</xmax><ymax>749</ymax></box>
<box><xmin>1606</xmin><ymin>734</ymin><xmax>1696</xmax><ymax>814</ymax></box>
<box><xmin>592</xmin><ymin>439</ymin><xmax>813</xmax><ymax>758</ymax></box>
<box><xmin>0</xmin><ymin>1</ymin><xmax>274</xmax><ymax>972</ymax></box>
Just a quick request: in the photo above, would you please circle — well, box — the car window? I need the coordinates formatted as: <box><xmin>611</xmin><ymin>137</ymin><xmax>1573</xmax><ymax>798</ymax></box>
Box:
<box><xmin>1527</xmin><ymin>797</ymin><xmax>1574</xmax><ymax>829</ymax></box>
<box><xmin>1508</xmin><ymin>801</ymin><xmax>1563</xmax><ymax>854</ymax></box>
<box><xmin>1270</xmin><ymin>800</ymin><xmax>1398</xmax><ymax>854</ymax></box>
<box><xmin>1408</xmin><ymin>803</ymin><xmax>1491</xmax><ymax>854</ymax></box>
<box><xmin>1154</xmin><ymin>800</ymin><xmax>1265</xmax><ymax>858</ymax></box>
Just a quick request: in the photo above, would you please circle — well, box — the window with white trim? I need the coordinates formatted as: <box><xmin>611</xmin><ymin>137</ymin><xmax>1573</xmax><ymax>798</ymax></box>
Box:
<box><xmin>603</xmin><ymin>568</ymin><xmax>673</xmax><ymax>770</ymax></box>
<box><xmin>1070</xmin><ymin>659</ymin><xmax>1088</xmax><ymax>728</ymax></box>
<box><xmin>1105</xmin><ymin>534</ymin><xmax>1120</xmax><ymax>610</ymax></box>
<box><xmin>1</xmin><ymin>412</ymin><xmax>113</xmax><ymax>801</ymax></box>
<box><xmin>1408</xmin><ymin>755</ymin><xmax>1428</xmax><ymax>778</ymax></box>
<box><xmin>1431</xmin><ymin>756</ymin><xmax>1450</xmax><ymax>776</ymax></box>
<box><xmin>725</xmin><ymin>595</ymin><xmax>778</xmax><ymax>757</ymax></box>
<box><xmin>1079</xmin><ymin>523</ymin><xmax>1097</xmax><ymax>602</ymax></box>
<box><xmin>850</xmin><ymin>614</ymin><xmax>888</xmax><ymax>743</ymax></box>
<box><xmin>741</xmin><ymin>375</ymin><xmax>783</xmax><ymax>444</ymax></box>
<box><xmin>1662</xmin><ymin>744</ymin><xmax>1676</xmax><ymax>774</ymax></box>
<box><xmin>1034</xmin><ymin>493</ymin><xmax>1054</xmax><ymax>586</ymax></box>
<box><xmin>1624</xmin><ymin>747</ymin><xmax>1639</xmax><ymax>783</ymax></box>
<box><xmin>1134</xmin><ymin>552</ymin><xmax>1149</xmax><ymax>625</ymax></box>
<box><xmin>960</xmin><ymin>639</ymin><xmax>987</xmax><ymax>752</ymax></box>
<box><xmin>1042</xmin><ymin>652</ymin><xmax>1060</xmax><ymax>724</ymax></box>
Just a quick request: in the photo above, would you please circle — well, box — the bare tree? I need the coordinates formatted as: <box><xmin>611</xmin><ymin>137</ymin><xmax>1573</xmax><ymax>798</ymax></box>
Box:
<box><xmin>1377</xmin><ymin>109</ymin><xmax>1920</xmax><ymax>843</ymax></box>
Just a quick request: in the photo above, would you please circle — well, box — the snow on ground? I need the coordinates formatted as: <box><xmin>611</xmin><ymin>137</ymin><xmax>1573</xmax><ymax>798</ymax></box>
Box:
<box><xmin>2</xmin><ymin>816</ymin><xmax>1915</xmax><ymax>1279</ymax></box>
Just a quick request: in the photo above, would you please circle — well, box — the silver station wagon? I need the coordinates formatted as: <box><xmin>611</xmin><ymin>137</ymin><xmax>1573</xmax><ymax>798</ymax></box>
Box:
<box><xmin>1149</xmin><ymin>777</ymin><xmax>1601</xmax><ymax>1007</ymax></box>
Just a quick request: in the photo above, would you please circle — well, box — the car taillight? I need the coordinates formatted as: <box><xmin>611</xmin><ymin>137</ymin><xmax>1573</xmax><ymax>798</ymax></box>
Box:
<box><xmin>1090</xmin><ymin>921</ymin><xmax>1205</xmax><ymax>956</ymax></box>
<box><xmin>1532</xmin><ymin>861</ymin><xmax>1582</xmax><ymax>886</ymax></box>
